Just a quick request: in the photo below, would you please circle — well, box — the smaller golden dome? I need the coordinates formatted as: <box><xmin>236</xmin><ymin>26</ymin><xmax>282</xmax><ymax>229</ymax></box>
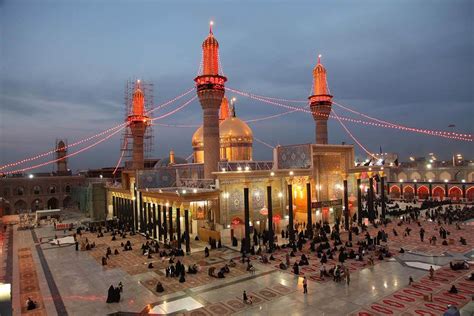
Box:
<box><xmin>192</xmin><ymin>126</ymin><xmax>203</xmax><ymax>146</ymax></box>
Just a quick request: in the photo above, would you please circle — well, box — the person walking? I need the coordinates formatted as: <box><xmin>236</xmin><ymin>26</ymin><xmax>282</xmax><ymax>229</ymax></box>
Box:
<box><xmin>303</xmin><ymin>276</ymin><xmax>308</xmax><ymax>294</ymax></box>
<box><xmin>429</xmin><ymin>266</ymin><xmax>434</xmax><ymax>280</ymax></box>
<box><xmin>345</xmin><ymin>267</ymin><xmax>351</xmax><ymax>285</ymax></box>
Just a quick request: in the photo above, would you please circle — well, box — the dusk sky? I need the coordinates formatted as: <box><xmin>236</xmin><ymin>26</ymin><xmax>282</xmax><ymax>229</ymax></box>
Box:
<box><xmin>1</xmin><ymin>0</ymin><xmax>473</xmax><ymax>173</ymax></box>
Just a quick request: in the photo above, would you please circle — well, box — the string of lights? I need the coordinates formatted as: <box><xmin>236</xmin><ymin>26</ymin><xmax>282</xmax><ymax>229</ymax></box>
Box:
<box><xmin>332</xmin><ymin>100</ymin><xmax>472</xmax><ymax>140</ymax></box>
<box><xmin>245</xmin><ymin>109</ymin><xmax>300</xmax><ymax>123</ymax></box>
<box><xmin>150</xmin><ymin>95</ymin><xmax>197</xmax><ymax>122</ymax></box>
<box><xmin>112</xmin><ymin>138</ymin><xmax>128</xmax><ymax>175</ymax></box>
<box><xmin>0</xmin><ymin>122</ymin><xmax>128</xmax><ymax>171</ymax></box>
<box><xmin>1</xmin><ymin>125</ymin><xmax>127</xmax><ymax>175</ymax></box>
<box><xmin>154</xmin><ymin>123</ymin><xmax>200</xmax><ymax>128</ymax></box>
<box><xmin>0</xmin><ymin>88</ymin><xmax>196</xmax><ymax>171</ymax></box>
<box><xmin>226</xmin><ymin>87</ymin><xmax>472</xmax><ymax>142</ymax></box>
<box><xmin>254</xmin><ymin>137</ymin><xmax>275</xmax><ymax>150</ymax></box>
<box><xmin>146</xmin><ymin>87</ymin><xmax>195</xmax><ymax>115</ymax></box>
<box><xmin>331</xmin><ymin>108</ymin><xmax>377</xmax><ymax>159</ymax></box>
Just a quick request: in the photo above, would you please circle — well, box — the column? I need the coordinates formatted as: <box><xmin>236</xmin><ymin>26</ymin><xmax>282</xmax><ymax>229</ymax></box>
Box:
<box><xmin>168</xmin><ymin>206</ymin><xmax>173</xmax><ymax>242</ymax></box>
<box><xmin>357</xmin><ymin>178</ymin><xmax>362</xmax><ymax>225</ymax></box>
<box><xmin>112</xmin><ymin>196</ymin><xmax>116</xmax><ymax>218</ymax></box>
<box><xmin>133</xmin><ymin>188</ymin><xmax>139</xmax><ymax>232</ymax></box>
<box><xmin>429</xmin><ymin>183</ymin><xmax>433</xmax><ymax>198</ymax></box>
<box><xmin>176</xmin><ymin>208</ymin><xmax>181</xmax><ymax>249</ymax></box>
<box><xmin>368</xmin><ymin>177</ymin><xmax>375</xmax><ymax>222</ymax></box>
<box><xmin>343</xmin><ymin>179</ymin><xmax>349</xmax><ymax>231</ymax></box>
<box><xmin>267</xmin><ymin>186</ymin><xmax>274</xmax><ymax>252</ymax></box>
<box><xmin>244</xmin><ymin>187</ymin><xmax>250</xmax><ymax>254</ymax></box>
<box><xmin>306</xmin><ymin>182</ymin><xmax>312</xmax><ymax>232</ymax></box>
<box><xmin>288</xmin><ymin>184</ymin><xmax>294</xmax><ymax>242</ymax></box>
<box><xmin>400</xmin><ymin>183</ymin><xmax>404</xmax><ymax>198</ymax></box>
<box><xmin>445</xmin><ymin>184</ymin><xmax>449</xmax><ymax>200</ymax></box>
<box><xmin>414</xmin><ymin>183</ymin><xmax>418</xmax><ymax>200</ymax></box>
<box><xmin>462</xmin><ymin>184</ymin><xmax>466</xmax><ymax>200</ymax></box>
<box><xmin>157</xmin><ymin>205</ymin><xmax>162</xmax><ymax>240</ymax></box>
<box><xmin>152</xmin><ymin>204</ymin><xmax>157</xmax><ymax>239</ymax></box>
<box><xmin>185</xmin><ymin>209</ymin><xmax>191</xmax><ymax>254</ymax></box>
<box><xmin>139</xmin><ymin>192</ymin><xmax>144</xmax><ymax>232</ymax></box>
<box><xmin>381</xmin><ymin>176</ymin><xmax>386</xmax><ymax>219</ymax></box>
<box><xmin>163</xmin><ymin>206</ymin><xmax>167</xmax><ymax>241</ymax></box>
<box><xmin>148</xmin><ymin>203</ymin><xmax>153</xmax><ymax>234</ymax></box>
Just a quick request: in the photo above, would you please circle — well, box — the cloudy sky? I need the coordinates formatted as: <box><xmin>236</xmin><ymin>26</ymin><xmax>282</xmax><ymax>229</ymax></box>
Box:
<box><xmin>1</xmin><ymin>0</ymin><xmax>473</xmax><ymax>173</ymax></box>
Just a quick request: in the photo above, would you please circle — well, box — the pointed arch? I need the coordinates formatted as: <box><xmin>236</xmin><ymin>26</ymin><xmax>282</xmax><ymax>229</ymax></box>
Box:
<box><xmin>403</xmin><ymin>185</ymin><xmax>414</xmax><ymax>199</ymax></box>
<box><xmin>389</xmin><ymin>185</ymin><xmax>400</xmax><ymax>199</ymax></box>
<box><xmin>417</xmin><ymin>185</ymin><xmax>429</xmax><ymax>200</ymax></box>
<box><xmin>432</xmin><ymin>186</ymin><xmax>445</xmax><ymax>200</ymax></box>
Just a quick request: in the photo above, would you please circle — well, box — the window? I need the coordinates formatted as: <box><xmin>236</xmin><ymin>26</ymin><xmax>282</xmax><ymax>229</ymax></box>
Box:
<box><xmin>16</xmin><ymin>187</ymin><xmax>25</xmax><ymax>196</ymax></box>
<box><xmin>49</xmin><ymin>185</ymin><xmax>56</xmax><ymax>194</ymax></box>
<box><xmin>65</xmin><ymin>185</ymin><xmax>71</xmax><ymax>193</ymax></box>
<box><xmin>33</xmin><ymin>185</ymin><xmax>41</xmax><ymax>195</ymax></box>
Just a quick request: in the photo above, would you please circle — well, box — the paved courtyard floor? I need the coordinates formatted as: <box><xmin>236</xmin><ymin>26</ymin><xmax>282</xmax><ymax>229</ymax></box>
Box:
<box><xmin>6</xmin><ymin>212</ymin><xmax>474</xmax><ymax>315</ymax></box>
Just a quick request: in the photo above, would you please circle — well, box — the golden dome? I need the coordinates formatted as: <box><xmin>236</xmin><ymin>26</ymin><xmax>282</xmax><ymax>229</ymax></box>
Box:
<box><xmin>219</xmin><ymin>117</ymin><xmax>253</xmax><ymax>140</ymax></box>
<box><xmin>192</xmin><ymin>126</ymin><xmax>203</xmax><ymax>147</ymax></box>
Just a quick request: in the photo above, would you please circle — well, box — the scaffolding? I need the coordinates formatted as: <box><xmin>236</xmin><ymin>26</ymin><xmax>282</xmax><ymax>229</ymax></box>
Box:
<box><xmin>121</xmin><ymin>79</ymin><xmax>154</xmax><ymax>160</ymax></box>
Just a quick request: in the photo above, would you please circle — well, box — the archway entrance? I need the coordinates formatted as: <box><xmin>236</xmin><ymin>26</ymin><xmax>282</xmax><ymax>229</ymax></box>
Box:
<box><xmin>63</xmin><ymin>196</ymin><xmax>72</xmax><ymax>208</ymax></box>
<box><xmin>31</xmin><ymin>199</ymin><xmax>43</xmax><ymax>211</ymax></box>
<box><xmin>403</xmin><ymin>186</ymin><xmax>414</xmax><ymax>200</ymax></box>
<box><xmin>448</xmin><ymin>187</ymin><xmax>462</xmax><ymax>201</ymax></box>
<box><xmin>389</xmin><ymin>186</ymin><xmax>400</xmax><ymax>199</ymax></box>
<box><xmin>418</xmin><ymin>186</ymin><xmax>429</xmax><ymax>200</ymax></box>
<box><xmin>432</xmin><ymin>187</ymin><xmax>445</xmax><ymax>200</ymax></box>
<box><xmin>47</xmin><ymin>197</ymin><xmax>59</xmax><ymax>209</ymax></box>
<box><xmin>14</xmin><ymin>200</ymin><xmax>28</xmax><ymax>213</ymax></box>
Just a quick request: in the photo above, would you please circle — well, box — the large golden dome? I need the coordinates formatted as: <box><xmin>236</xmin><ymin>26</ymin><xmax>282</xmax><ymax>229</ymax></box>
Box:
<box><xmin>219</xmin><ymin>117</ymin><xmax>252</xmax><ymax>139</ymax></box>
<box><xmin>192</xmin><ymin>117</ymin><xmax>253</xmax><ymax>163</ymax></box>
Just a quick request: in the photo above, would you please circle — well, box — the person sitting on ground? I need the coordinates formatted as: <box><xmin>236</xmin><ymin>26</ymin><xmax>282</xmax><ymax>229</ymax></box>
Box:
<box><xmin>148</xmin><ymin>253</ymin><xmax>153</xmax><ymax>259</ymax></box>
<box><xmin>114</xmin><ymin>249</ymin><xmax>119</xmax><ymax>255</ymax></box>
<box><xmin>223</xmin><ymin>264</ymin><xmax>230</xmax><ymax>273</ymax></box>
<box><xmin>26</xmin><ymin>297</ymin><xmax>37</xmax><ymax>310</ymax></box>
<box><xmin>409</xmin><ymin>276</ymin><xmax>414</xmax><ymax>285</ymax></box>
<box><xmin>270</xmin><ymin>254</ymin><xmax>276</xmax><ymax>261</ymax></box>
<box><xmin>228</xmin><ymin>259</ymin><xmax>236</xmax><ymax>267</ymax></box>
<box><xmin>260</xmin><ymin>255</ymin><xmax>269</xmax><ymax>264</ymax></box>
<box><xmin>243</xmin><ymin>290</ymin><xmax>252</xmax><ymax>304</ymax></box>
<box><xmin>204</xmin><ymin>247</ymin><xmax>210</xmax><ymax>258</ymax></box>
<box><xmin>293</xmin><ymin>262</ymin><xmax>300</xmax><ymax>275</ymax></box>
<box><xmin>399</xmin><ymin>248</ymin><xmax>405</xmax><ymax>253</ymax></box>
<box><xmin>102</xmin><ymin>256</ymin><xmax>107</xmax><ymax>266</ymax></box>
<box><xmin>217</xmin><ymin>270</ymin><xmax>225</xmax><ymax>278</ymax></box>
<box><xmin>208</xmin><ymin>267</ymin><xmax>216</xmax><ymax>277</ymax></box>
<box><xmin>279</xmin><ymin>262</ymin><xmax>287</xmax><ymax>270</ymax></box>
<box><xmin>290</xmin><ymin>250</ymin><xmax>296</xmax><ymax>257</ymax></box>
<box><xmin>449</xmin><ymin>285</ymin><xmax>458</xmax><ymax>294</ymax></box>
<box><xmin>156</xmin><ymin>281</ymin><xmax>164</xmax><ymax>293</ymax></box>
<box><xmin>459</xmin><ymin>237</ymin><xmax>467</xmax><ymax>245</ymax></box>
<box><xmin>247</xmin><ymin>262</ymin><xmax>255</xmax><ymax>273</ymax></box>
<box><xmin>148</xmin><ymin>262</ymin><xmax>154</xmax><ymax>269</ymax></box>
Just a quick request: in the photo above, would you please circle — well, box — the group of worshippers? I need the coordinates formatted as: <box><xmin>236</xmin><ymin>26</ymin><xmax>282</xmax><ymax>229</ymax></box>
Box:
<box><xmin>208</xmin><ymin>262</ymin><xmax>232</xmax><ymax>278</ymax></box>
<box><xmin>106</xmin><ymin>282</ymin><xmax>123</xmax><ymax>303</ymax></box>
<box><xmin>165</xmin><ymin>259</ymin><xmax>186</xmax><ymax>282</ymax></box>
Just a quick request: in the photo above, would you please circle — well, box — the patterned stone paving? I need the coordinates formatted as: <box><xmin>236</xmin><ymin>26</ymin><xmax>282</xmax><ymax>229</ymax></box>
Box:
<box><xmin>181</xmin><ymin>284</ymin><xmax>296</xmax><ymax>316</ymax></box>
<box><xmin>18</xmin><ymin>247</ymin><xmax>46</xmax><ymax>316</ymax></box>
<box><xmin>351</xmin><ymin>265</ymin><xmax>474</xmax><ymax>315</ymax></box>
<box><xmin>362</xmin><ymin>220</ymin><xmax>473</xmax><ymax>256</ymax></box>
<box><xmin>0</xmin><ymin>226</ymin><xmax>11</xmax><ymax>283</ymax></box>
<box><xmin>80</xmin><ymin>232</ymin><xmax>248</xmax><ymax>295</ymax></box>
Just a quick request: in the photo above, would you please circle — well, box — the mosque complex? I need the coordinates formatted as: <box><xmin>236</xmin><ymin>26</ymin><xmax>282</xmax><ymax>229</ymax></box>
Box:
<box><xmin>1</xmin><ymin>21</ymin><xmax>474</xmax><ymax>316</ymax></box>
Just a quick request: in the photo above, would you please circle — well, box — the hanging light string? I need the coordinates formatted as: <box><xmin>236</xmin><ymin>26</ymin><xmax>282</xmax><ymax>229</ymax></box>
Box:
<box><xmin>112</xmin><ymin>138</ymin><xmax>128</xmax><ymax>175</ymax></box>
<box><xmin>0</xmin><ymin>87</ymin><xmax>195</xmax><ymax>171</ymax></box>
<box><xmin>245</xmin><ymin>109</ymin><xmax>299</xmax><ymax>123</ymax></box>
<box><xmin>332</xmin><ymin>108</ymin><xmax>378</xmax><ymax>160</ymax></box>
<box><xmin>226</xmin><ymin>87</ymin><xmax>472</xmax><ymax>142</ymax></box>
<box><xmin>332</xmin><ymin>100</ymin><xmax>472</xmax><ymax>140</ymax></box>
<box><xmin>235</xmin><ymin>88</ymin><xmax>472</xmax><ymax>140</ymax></box>
<box><xmin>146</xmin><ymin>87</ymin><xmax>195</xmax><ymax>115</ymax></box>
<box><xmin>150</xmin><ymin>95</ymin><xmax>197</xmax><ymax>122</ymax></box>
<box><xmin>1</xmin><ymin>124</ymin><xmax>127</xmax><ymax>175</ymax></box>
<box><xmin>254</xmin><ymin>137</ymin><xmax>275</xmax><ymax>150</ymax></box>
<box><xmin>0</xmin><ymin>122</ymin><xmax>128</xmax><ymax>171</ymax></box>
<box><xmin>185</xmin><ymin>153</ymin><xmax>194</xmax><ymax>161</ymax></box>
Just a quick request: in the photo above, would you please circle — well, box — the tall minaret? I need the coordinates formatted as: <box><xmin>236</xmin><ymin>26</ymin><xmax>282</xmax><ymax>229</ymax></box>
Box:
<box><xmin>128</xmin><ymin>80</ymin><xmax>150</xmax><ymax>169</ymax></box>
<box><xmin>309</xmin><ymin>55</ymin><xmax>333</xmax><ymax>144</ymax></box>
<box><xmin>56</xmin><ymin>140</ymin><xmax>68</xmax><ymax>174</ymax></box>
<box><xmin>194</xmin><ymin>21</ymin><xmax>227</xmax><ymax>179</ymax></box>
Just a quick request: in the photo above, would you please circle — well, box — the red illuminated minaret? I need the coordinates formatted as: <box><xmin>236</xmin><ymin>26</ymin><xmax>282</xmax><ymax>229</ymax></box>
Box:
<box><xmin>128</xmin><ymin>80</ymin><xmax>150</xmax><ymax>169</ymax></box>
<box><xmin>194</xmin><ymin>21</ymin><xmax>227</xmax><ymax>179</ymax></box>
<box><xmin>309</xmin><ymin>55</ymin><xmax>333</xmax><ymax>144</ymax></box>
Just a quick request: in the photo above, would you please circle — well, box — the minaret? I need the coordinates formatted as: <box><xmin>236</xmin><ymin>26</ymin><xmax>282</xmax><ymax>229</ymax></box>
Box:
<box><xmin>128</xmin><ymin>80</ymin><xmax>150</xmax><ymax>169</ymax></box>
<box><xmin>194</xmin><ymin>21</ymin><xmax>227</xmax><ymax>179</ymax></box>
<box><xmin>56</xmin><ymin>140</ymin><xmax>68</xmax><ymax>174</ymax></box>
<box><xmin>309</xmin><ymin>55</ymin><xmax>333</xmax><ymax>144</ymax></box>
